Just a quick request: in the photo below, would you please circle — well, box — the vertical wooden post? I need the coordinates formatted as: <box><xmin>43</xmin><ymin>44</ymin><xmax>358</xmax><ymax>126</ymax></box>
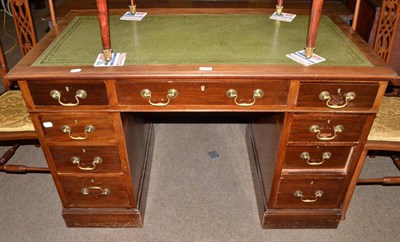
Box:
<box><xmin>96</xmin><ymin>0</ymin><xmax>112</xmax><ymax>61</ymax></box>
<box><xmin>373</xmin><ymin>0</ymin><xmax>400</xmax><ymax>63</ymax></box>
<box><xmin>0</xmin><ymin>42</ymin><xmax>10</xmax><ymax>91</ymax></box>
<box><xmin>305</xmin><ymin>0</ymin><xmax>324</xmax><ymax>58</ymax></box>
<box><xmin>352</xmin><ymin>0</ymin><xmax>361</xmax><ymax>31</ymax></box>
<box><xmin>276</xmin><ymin>0</ymin><xmax>284</xmax><ymax>15</ymax></box>
<box><xmin>48</xmin><ymin>0</ymin><xmax>58</xmax><ymax>32</ymax></box>
<box><xmin>129</xmin><ymin>0</ymin><xmax>137</xmax><ymax>14</ymax></box>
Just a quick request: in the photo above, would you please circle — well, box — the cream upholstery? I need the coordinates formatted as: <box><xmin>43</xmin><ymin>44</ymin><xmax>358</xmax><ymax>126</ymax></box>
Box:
<box><xmin>368</xmin><ymin>97</ymin><xmax>400</xmax><ymax>142</ymax></box>
<box><xmin>0</xmin><ymin>90</ymin><xmax>34</xmax><ymax>132</ymax></box>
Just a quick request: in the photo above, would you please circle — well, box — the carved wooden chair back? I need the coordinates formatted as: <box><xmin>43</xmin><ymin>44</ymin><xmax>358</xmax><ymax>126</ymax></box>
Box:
<box><xmin>372</xmin><ymin>0</ymin><xmax>400</xmax><ymax>65</ymax></box>
<box><xmin>0</xmin><ymin>43</ymin><xmax>9</xmax><ymax>90</ymax></box>
<box><xmin>0</xmin><ymin>0</ymin><xmax>52</xmax><ymax>173</ymax></box>
<box><xmin>354</xmin><ymin>0</ymin><xmax>400</xmax><ymax>93</ymax></box>
<box><xmin>373</xmin><ymin>0</ymin><xmax>400</xmax><ymax>94</ymax></box>
<box><xmin>1</xmin><ymin>0</ymin><xmax>38</xmax><ymax>91</ymax></box>
<box><xmin>9</xmin><ymin>0</ymin><xmax>38</xmax><ymax>57</ymax></box>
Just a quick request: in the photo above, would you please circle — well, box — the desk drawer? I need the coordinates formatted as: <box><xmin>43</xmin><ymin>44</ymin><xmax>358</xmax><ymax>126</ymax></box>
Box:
<box><xmin>274</xmin><ymin>177</ymin><xmax>345</xmax><ymax>209</ymax></box>
<box><xmin>27</xmin><ymin>81</ymin><xmax>109</xmax><ymax>106</ymax></box>
<box><xmin>288</xmin><ymin>113</ymin><xmax>368</xmax><ymax>143</ymax></box>
<box><xmin>38</xmin><ymin>113</ymin><xmax>117</xmax><ymax>144</ymax></box>
<box><xmin>50</xmin><ymin>146</ymin><xmax>122</xmax><ymax>174</ymax></box>
<box><xmin>60</xmin><ymin>176</ymin><xmax>131</xmax><ymax>208</ymax></box>
<box><xmin>116</xmin><ymin>79</ymin><xmax>289</xmax><ymax>108</ymax></box>
<box><xmin>297</xmin><ymin>82</ymin><xmax>379</xmax><ymax>109</ymax></box>
<box><xmin>283</xmin><ymin>146</ymin><xmax>353</xmax><ymax>172</ymax></box>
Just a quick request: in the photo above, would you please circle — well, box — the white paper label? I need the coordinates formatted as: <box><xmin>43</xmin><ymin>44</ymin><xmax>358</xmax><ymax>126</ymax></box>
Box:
<box><xmin>199</xmin><ymin>66</ymin><xmax>213</xmax><ymax>71</ymax></box>
<box><xmin>43</xmin><ymin>122</ymin><xmax>53</xmax><ymax>128</ymax></box>
<box><xmin>70</xmin><ymin>68</ymin><xmax>82</xmax><ymax>73</ymax></box>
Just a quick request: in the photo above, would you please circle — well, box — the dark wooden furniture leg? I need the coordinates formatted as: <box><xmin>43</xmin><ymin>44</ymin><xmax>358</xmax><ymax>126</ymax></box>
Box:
<box><xmin>276</xmin><ymin>0</ymin><xmax>283</xmax><ymax>15</ymax></box>
<box><xmin>48</xmin><ymin>0</ymin><xmax>58</xmax><ymax>32</ymax></box>
<box><xmin>0</xmin><ymin>144</ymin><xmax>20</xmax><ymax>166</ymax></box>
<box><xmin>96</xmin><ymin>0</ymin><xmax>112</xmax><ymax>61</ymax></box>
<box><xmin>391</xmin><ymin>153</ymin><xmax>400</xmax><ymax>170</ymax></box>
<box><xmin>0</xmin><ymin>144</ymin><xmax>49</xmax><ymax>173</ymax></box>
<box><xmin>129</xmin><ymin>0</ymin><xmax>137</xmax><ymax>14</ymax></box>
<box><xmin>305</xmin><ymin>0</ymin><xmax>324</xmax><ymax>58</ymax></box>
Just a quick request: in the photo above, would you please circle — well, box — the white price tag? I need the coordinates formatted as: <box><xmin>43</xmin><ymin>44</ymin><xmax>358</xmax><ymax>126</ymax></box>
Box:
<box><xmin>70</xmin><ymin>68</ymin><xmax>82</xmax><ymax>73</ymax></box>
<box><xmin>199</xmin><ymin>66</ymin><xmax>213</xmax><ymax>71</ymax></box>
<box><xmin>43</xmin><ymin>122</ymin><xmax>53</xmax><ymax>128</ymax></box>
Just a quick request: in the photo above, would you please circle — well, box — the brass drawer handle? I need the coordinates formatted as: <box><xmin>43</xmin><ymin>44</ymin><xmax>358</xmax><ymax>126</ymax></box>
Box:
<box><xmin>309</xmin><ymin>124</ymin><xmax>344</xmax><ymax>141</ymax></box>
<box><xmin>71</xmin><ymin>156</ymin><xmax>102</xmax><ymax>171</ymax></box>
<box><xmin>50</xmin><ymin>89</ymin><xmax>87</xmax><ymax>107</ymax></box>
<box><xmin>300</xmin><ymin>151</ymin><xmax>332</xmax><ymax>166</ymax></box>
<box><xmin>293</xmin><ymin>190</ymin><xmax>324</xmax><ymax>203</ymax></box>
<box><xmin>226</xmin><ymin>89</ymin><xmax>264</xmax><ymax>107</ymax></box>
<box><xmin>319</xmin><ymin>91</ymin><xmax>356</xmax><ymax>109</ymax></box>
<box><xmin>140</xmin><ymin>89</ymin><xmax>178</xmax><ymax>106</ymax></box>
<box><xmin>81</xmin><ymin>186</ymin><xmax>110</xmax><ymax>196</ymax></box>
<box><xmin>61</xmin><ymin>125</ymin><xmax>95</xmax><ymax>140</ymax></box>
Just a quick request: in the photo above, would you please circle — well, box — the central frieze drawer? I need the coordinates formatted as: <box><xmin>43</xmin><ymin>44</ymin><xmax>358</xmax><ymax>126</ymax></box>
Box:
<box><xmin>283</xmin><ymin>146</ymin><xmax>353</xmax><ymax>172</ymax></box>
<box><xmin>50</xmin><ymin>146</ymin><xmax>123</xmax><ymax>174</ymax></box>
<box><xmin>288</xmin><ymin>113</ymin><xmax>368</xmax><ymax>143</ymax></box>
<box><xmin>38</xmin><ymin>113</ymin><xmax>117</xmax><ymax>144</ymax></box>
<box><xmin>116</xmin><ymin>79</ymin><xmax>289</xmax><ymax>107</ymax></box>
<box><xmin>27</xmin><ymin>80</ymin><xmax>109</xmax><ymax>106</ymax></box>
<box><xmin>274</xmin><ymin>177</ymin><xmax>345</xmax><ymax>209</ymax></box>
<box><xmin>60</xmin><ymin>176</ymin><xmax>132</xmax><ymax>208</ymax></box>
<box><xmin>297</xmin><ymin>82</ymin><xmax>379</xmax><ymax>109</ymax></box>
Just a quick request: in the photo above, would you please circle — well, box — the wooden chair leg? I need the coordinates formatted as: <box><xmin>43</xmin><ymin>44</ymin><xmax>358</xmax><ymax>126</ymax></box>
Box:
<box><xmin>357</xmin><ymin>152</ymin><xmax>400</xmax><ymax>185</ymax></box>
<box><xmin>357</xmin><ymin>177</ymin><xmax>400</xmax><ymax>184</ymax></box>
<box><xmin>0</xmin><ymin>144</ymin><xmax>20</xmax><ymax>165</ymax></box>
<box><xmin>391</xmin><ymin>152</ymin><xmax>400</xmax><ymax>170</ymax></box>
<box><xmin>1</xmin><ymin>144</ymin><xmax>50</xmax><ymax>174</ymax></box>
<box><xmin>0</xmin><ymin>165</ymin><xmax>49</xmax><ymax>173</ymax></box>
<box><xmin>368</xmin><ymin>150</ymin><xmax>379</xmax><ymax>158</ymax></box>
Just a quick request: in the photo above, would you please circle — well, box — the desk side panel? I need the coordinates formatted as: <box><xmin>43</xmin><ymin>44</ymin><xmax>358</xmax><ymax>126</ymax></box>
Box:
<box><xmin>247</xmin><ymin>114</ymin><xmax>283</xmax><ymax>225</ymax></box>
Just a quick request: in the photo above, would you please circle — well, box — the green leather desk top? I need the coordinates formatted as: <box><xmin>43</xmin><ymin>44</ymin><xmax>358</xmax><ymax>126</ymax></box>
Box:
<box><xmin>33</xmin><ymin>14</ymin><xmax>371</xmax><ymax>66</ymax></box>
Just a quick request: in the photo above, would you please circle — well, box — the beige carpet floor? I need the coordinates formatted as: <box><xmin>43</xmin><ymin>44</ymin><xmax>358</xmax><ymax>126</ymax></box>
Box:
<box><xmin>1</xmin><ymin>123</ymin><xmax>399</xmax><ymax>242</ymax></box>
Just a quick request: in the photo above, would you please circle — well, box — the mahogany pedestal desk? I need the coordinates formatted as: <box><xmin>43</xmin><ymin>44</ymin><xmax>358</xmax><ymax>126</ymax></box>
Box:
<box><xmin>6</xmin><ymin>5</ymin><xmax>397</xmax><ymax>229</ymax></box>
